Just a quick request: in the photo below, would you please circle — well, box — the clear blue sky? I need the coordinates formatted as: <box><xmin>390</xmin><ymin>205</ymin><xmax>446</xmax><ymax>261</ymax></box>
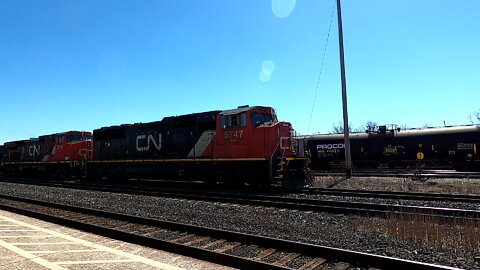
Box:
<box><xmin>1</xmin><ymin>0</ymin><xmax>479</xmax><ymax>144</ymax></box>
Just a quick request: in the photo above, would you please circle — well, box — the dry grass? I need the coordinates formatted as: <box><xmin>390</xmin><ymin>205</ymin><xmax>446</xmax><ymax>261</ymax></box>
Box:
<box><xmin>388</xmin><ymin>215</ymin><xmax>480</xmax><ymax>259</ymax></box>
<box><xmin>309</xmin><ymin>175</ymin><xmax>480</xmax><ymax>259</ymax></box>
<box><xmin>352</xmin><ymin>214</ymin><xmax>480</xmax><ymax>259</ymax></box>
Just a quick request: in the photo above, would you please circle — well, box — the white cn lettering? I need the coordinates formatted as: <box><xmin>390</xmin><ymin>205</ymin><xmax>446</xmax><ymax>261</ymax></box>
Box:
<box><xmin>280</xmin><ymin>137</ymin><xmax>290</xmax><ymax>150</ymax></box>
<box><xmin>136</xmin><ymin>135</ymin><xmax>146</xmax><ymax>151</ymax></box>
<box><xmin>136</xmin><ymin>134</ymin><xmax>162</xmax><ymax>152</ymax></box>
<box><xmin>29</xmin><ymin>145</ymin><xmax>40</xmax><ymax>156</ymax></box>
<box><xmin>148</xmin><ymin>134</ymin><xmax>162</xmax><ymax>150</ymax></box>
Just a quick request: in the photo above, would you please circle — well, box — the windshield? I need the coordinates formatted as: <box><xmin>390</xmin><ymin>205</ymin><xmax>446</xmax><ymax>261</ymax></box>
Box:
<box><xmin>67</xmin><ymin>135</ymin><xmax>93</xmax><ymax>143</ymax></box>
<box><xmin>251</xmin><ymin>113</ymin><xmax>275</xmax><ymax>127</ymax></box>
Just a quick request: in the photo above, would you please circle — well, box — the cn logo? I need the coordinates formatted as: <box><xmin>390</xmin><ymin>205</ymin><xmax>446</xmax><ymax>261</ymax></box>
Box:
<box><xmin>29</xmin><ymin>145</ymin><xmax>40</xmax><ymax>156</ymax></box>
<box><xmin>280</xmin><ymin>137</ymin><xmax>290</xmax><ymax>150</ymax></box>
<box><xmin>136</xmin><ymin>134</ymin><xmax>162</xmax><ymax>152</ymax></box>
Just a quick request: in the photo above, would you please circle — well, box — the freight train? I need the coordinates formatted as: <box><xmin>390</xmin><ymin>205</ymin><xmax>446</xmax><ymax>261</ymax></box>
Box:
<box><xmin>3</xmin><ymin>108</ymin><xmax>479</xmax><ymax>183</ymax></box>
<box><xmin>0</xmin><ymin>106</ymin><xmax>307</xmax><ymax>187</ymax></box>
<box><xmin>303</xmin><ymin>125</ymin><xmax>480</xmax><ymax>171</ymax></box>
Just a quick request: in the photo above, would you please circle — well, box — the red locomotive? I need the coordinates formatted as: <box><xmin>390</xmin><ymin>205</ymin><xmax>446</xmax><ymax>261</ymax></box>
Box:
<box><xmin>2</xmin><ymin>131</ymin><xmax>92</xmax><ymax>177</ymax></box>
<box><xmin>91</xmin><ymin>105</ymin><xmax>307</xmax><ymax>187</ymax></box>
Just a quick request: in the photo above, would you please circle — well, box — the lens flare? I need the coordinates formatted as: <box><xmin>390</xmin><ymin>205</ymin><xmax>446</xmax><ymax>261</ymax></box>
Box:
<box><xmin>272</xmin><ymin>0</ymin><xmax>296</xmax><ymax>18</ymax></box>
<box><xmin>259</xmin><ymin>69</ymin><xmax>272</xmax><ymax>82</ymax></box>
<box><xmin>261</xmin><ymin>60</ymin><xmax>275</xmax><ymax>73</ymax></box>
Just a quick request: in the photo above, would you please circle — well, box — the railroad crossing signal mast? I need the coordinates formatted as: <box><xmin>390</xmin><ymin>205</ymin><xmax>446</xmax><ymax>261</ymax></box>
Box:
<box><xmin>336</xmin><ymin>0</ymin><xmax>353</xmax><ymax>178</ymax></box>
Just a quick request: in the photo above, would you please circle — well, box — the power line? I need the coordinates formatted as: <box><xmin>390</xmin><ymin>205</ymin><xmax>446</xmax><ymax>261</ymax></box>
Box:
<box><xmin>306</xmin><ymin>1</ymin><xmax>336</xmax><ymax>135</ymax></box>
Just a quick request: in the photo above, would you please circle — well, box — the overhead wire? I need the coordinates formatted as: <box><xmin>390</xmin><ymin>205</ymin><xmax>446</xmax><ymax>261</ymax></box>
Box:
<box><xmin>306</xmin><ymin>1</ymin><xmax>336</xmax><ymax>135</ymax></box>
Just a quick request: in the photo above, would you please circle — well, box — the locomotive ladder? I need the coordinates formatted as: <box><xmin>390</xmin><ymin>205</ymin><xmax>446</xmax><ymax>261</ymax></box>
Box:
<box><xmin>267</xmin><ymin>157</ymin><xmax>286</xmax><ymax>185</ymax></box>
<box><xmin>273</xmin><ymin>157</ymin><xmax>308</xmax><ymax>188</ymax></box>
<box><xmin>274</xmin><ymin>157</ymin><xmax>287</xmax><ymax>184</ymax></box>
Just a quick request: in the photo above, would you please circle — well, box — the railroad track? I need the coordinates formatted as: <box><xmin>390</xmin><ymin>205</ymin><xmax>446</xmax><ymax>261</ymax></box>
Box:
<box><xmin>311</xmin><ymin>169</ymin><xmax>480</xmax><ymax>179</ymax></box>
<box><xmin>1</xmin><ymin>178</ymin><xmax>479</xmax><ymax>221</ymax></box>
<box><xmin>0</xmin><ymin>194</ymin><xmax>461</xmax><ymax>270</ymax></box>
<box><xmin>296</xmin><ymin>187</ymin><xmax>480</xmax><ymax>203</ymax></box>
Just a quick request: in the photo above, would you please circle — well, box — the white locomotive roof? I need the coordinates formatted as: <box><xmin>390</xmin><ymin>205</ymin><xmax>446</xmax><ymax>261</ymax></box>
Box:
<box><xmin>220</xmin><ymin>106</ymin><xmax>258</xmax><ymax>116</ymax></box>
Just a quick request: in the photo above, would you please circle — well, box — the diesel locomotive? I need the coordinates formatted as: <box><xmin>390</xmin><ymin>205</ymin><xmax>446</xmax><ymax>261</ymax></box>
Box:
<box><xmin>303</xmin><ymin>125</ymin><xmax>480</xmax><ymax>171</ymax></box>
<box><xmin>0</xmin><ymin>106</ymin><xmax>307</xmax><ymax>187</ymax></box>
<box><xmin>1</xmin><ymin>131</ymin><xmax>93</xmax><ymax>177</ymax></box>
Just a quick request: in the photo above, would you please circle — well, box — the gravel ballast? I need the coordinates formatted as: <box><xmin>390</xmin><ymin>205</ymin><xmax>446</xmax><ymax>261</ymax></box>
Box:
<box><xmin>0</xmin><ymin>180</ymin><xmax>478</xmax><ymax>269</ymax></box>
<box><xmin>311</xmin><ymin>176</ymin><xmax>480</xmax><ymax>195</ymax></box>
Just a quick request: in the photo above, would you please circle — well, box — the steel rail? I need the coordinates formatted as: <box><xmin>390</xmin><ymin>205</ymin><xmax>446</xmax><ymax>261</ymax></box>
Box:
<box><xmin>311</xmin><ymin>169</ymin><xmax>480</xmax><ymax>179</ymax></box>
<box><xmin>4</xmin><ymin>176</ymin><xmax>480</xmax><ymax>204</ymax></box>
<box><xmin>297</xmin><ymin>187</ymin><xmax>480</xmax><ymax>203</ymax></box>
<box><xmin>0</xmin><ymin>194</ymin><xmax>461</xmax><ymax>270</ymax></box>
<box><xmin>1</xmin><ymin>178</ymin><xmax>479</xmax><ymax>221</ymax></box>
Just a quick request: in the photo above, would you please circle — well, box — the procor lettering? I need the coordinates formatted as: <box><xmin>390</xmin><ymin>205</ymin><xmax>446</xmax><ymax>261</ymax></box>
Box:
<box><xmin>136</xmin><ymin>134</ymin><xmax>162</xmax><ymax>152</ymax></box>
<box><xmin>317</xmin><ymin>143</ymin><xmax>345</xmax><ymax>150</ymax></box>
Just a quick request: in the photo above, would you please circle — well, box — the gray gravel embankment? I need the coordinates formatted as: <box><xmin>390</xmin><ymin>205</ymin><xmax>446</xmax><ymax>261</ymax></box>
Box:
<box><xmin>284</xmin><ymin>193</ymin><xmax>480</xmax><ymax>211</ymax></box>
<box><xmin>0</xmin><ymin>181</ymin><xmax>478</xmax><ymax>270</ymax></box>
<box><xmin>312</xmin><ymin>176</ymin><xmax>480</xmax><ymax>195</ymax></box>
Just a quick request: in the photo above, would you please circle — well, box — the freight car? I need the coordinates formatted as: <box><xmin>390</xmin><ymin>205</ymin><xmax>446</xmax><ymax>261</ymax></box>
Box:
<box><xmin>304</xmin><ymin>125</ymin><xmax>480</xmax><ymax>170</ymax></box>
<box><xmin>90</xmin><ymin>105</ymin><xmax>307</xmax><ymax>187</ymax></box>
<box><xmin>2</xmin><ymin>131</ymin><xmax>93</xmax><ymax>177</ymax></box>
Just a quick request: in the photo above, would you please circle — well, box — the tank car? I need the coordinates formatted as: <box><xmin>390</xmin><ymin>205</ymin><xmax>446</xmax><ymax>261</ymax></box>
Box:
<box><xmin>2</xmin><ymin>131</ymin><xmax>93</xmax><ymax>177</ymax></box>
<box><xmin>90</xmin><ymin>105</ymin><xmax>307</xmax><ymax>187</ymax></box>
<box><xmin>304</xmin><ymin>125</ymin><xmax>480</xmax><ymax>170</ymax></box>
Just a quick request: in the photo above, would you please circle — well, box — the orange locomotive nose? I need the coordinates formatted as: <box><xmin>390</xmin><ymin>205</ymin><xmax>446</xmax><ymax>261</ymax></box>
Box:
<box><xmin>211</xmin><ymin>106</ymin><xmax>293</xmax><ymax>159</ymax></box>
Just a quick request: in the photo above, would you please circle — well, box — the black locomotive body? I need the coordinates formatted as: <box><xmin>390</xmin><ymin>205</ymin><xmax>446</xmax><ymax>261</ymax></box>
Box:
<box><xmin>305</xmin><ymin>125</ymin><xmax>480</xmax><ymax>170</ymax></box>
<box><xmin>90</xmin><ymin>110</ymin><xmax>221</xmax><ymax>180</ymax></box>
<box><xmin>0</xmin><ymin>144</ymin><xmax>8</xmax><ymax>172</ymax></box>
<box><xmin>1</xmin><ymin>140</ymin><xmax>30</xmax><ymax>174</ymax></box>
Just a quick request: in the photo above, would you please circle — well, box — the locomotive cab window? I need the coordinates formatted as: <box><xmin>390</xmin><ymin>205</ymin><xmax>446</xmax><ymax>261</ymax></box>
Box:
<box><xmin>67</xmin><ymin>135</ymin><xmax>92</xmax><ymax>142</ymax></box>
<box><xmin>240</xmin><ymin>114</ymin><xmax>247</xmax><ymax>126</ymax></box>
<box><xmin>251</xmin><ymin>113</ymin><xmax>275</xmax><ymax>127</ymax></box>
<box><xmin>228</xmin><ymin>115</ymin><xmax>238</xmax><ymax>127</ymax></box>
<box><xmin>225</xmin><ymin>114</ymin><xmax>247</xmax><ymax>128</ymax></box>
<box><xmin>67</xmin><ymin>135</ymin><xmax>81</xmax><ymax>142</ymax></box>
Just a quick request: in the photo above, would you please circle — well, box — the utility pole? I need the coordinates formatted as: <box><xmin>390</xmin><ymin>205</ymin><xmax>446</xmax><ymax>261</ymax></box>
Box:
<box><xmin>336</xmin><ymin>0</ymin><xmax>352</xmax><ymax>178</ymax></box>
